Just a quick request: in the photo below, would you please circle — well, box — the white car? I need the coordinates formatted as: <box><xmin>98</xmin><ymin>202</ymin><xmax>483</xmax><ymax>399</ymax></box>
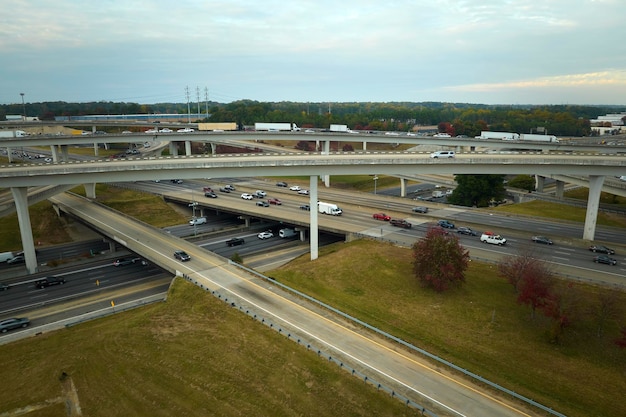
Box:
<box><xmin>430</xmin><ymin>150</ymin><xmax>455</xmax><ymax>158</ymax></box>
<box><xmin>159</xmin><ymin>128</ymin><xmax>173</xmax><ymax>133</ymax></box>
<box><xmin>177</xmin><ymin>128</ymin><xmax>194</xmax><ymax>133</ymax></box>
<box><xmin>145</xmin><ymin>129</ymin><xmax>158</xmax><ymax>134</ymax></box>
<box><xmin>289</xmin><ymin>185</ymin><xmax>301</xmax><ymax>191</ymax></box>
<box><xmin>257</xmin><ymin>231</ymin><xmax>274</xmax><ymax>239</ymax></box>
<box><xmin>189</xmin><ymin>217</ymin><xmax>207</xmax><ymax>226</ymax></box>
<box><xmin>241</xmin><ymin>193</ymin><xmax>253</xmax><ymax>200</ymax></box>
<box><xmin>254</xmin><ymin>190</ymin><xmax>267</xmax><ymax>197</ymax></box>
<box><xmin>298</xmin><ymin>189</ymin><xmax>309</xmax><ymax>195</ymax></box>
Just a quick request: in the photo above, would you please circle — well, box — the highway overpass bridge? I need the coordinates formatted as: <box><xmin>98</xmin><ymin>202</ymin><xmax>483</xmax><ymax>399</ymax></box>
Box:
<box><xmin>1</xmin><ymin>150</ymin><xmax>625</xmax><ymax>273</ymax></box>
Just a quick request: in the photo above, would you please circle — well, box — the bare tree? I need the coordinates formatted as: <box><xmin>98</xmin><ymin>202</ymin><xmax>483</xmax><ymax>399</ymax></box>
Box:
<box><xmin>590</xmin><ymin>290</ymin><xmax>621</xmax><ymax>338</ymax></box>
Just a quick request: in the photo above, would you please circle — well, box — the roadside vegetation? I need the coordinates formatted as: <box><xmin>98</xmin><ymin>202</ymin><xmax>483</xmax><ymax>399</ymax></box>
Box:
<box><xmin>268</xmin><ymin>239</ymin><xmax>626</xmax><ymax>417</ymax></box>
<box><xmin>0</xmin><ymin>279</ymin><xmax>417</xmax><ymax>417</ymax></box>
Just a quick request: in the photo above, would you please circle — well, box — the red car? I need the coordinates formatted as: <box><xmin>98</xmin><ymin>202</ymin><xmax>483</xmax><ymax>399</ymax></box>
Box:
<box><xmin>373</xmin><ymin>213</ymin><xmax>391</xmax><ymax>221</ymax></box>
<box><xmin>268</xmin><ymin>198</ymin><xmax>282</xmax><ymax>205</ymax></box>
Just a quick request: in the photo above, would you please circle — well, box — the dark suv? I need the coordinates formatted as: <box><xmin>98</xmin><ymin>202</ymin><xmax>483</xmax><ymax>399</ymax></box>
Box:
<box><xmin>226</xmin><ymin>237</ymin><xmax>245</xmax><ymax>247</ymax></box>
<box><xmin>437</xmin><ymin>220</ymin><xmax>455</xmax><ymax>229</ymax></box>
<box><xmin>390</xmin><ymin>219</ymin><xmax>412</xmax><ymax>229</ymax></box>
<box><xmin>35</xmin><ymin>276</ymin><xmax>66</xmax><ymax>289</ymax></box>
<box><xmin>174</xmin><ymin>250</ymin><xmax>191</xmax><ymax>262</ymax></box>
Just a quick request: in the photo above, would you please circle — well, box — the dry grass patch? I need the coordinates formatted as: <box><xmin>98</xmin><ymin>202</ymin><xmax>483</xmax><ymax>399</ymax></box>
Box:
<box><xmin>0</xmin><ymin>279</ymin><xmax>420</xmax><ymax>417</ymax></box>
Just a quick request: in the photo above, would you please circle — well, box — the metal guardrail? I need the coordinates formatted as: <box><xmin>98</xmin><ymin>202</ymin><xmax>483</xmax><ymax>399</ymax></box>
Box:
<box><xmin>219</xmin><ymin>262</ymin><xmax>567</xmax><ymax>417</ymax></box>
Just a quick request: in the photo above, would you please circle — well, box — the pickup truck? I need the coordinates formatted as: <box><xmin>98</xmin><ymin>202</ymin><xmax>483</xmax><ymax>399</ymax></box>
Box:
<box><xmin>390</xmin><ymin>219</ymin><xmax>412</xmax><ymax>229</ymax></box>
<box><xmin>480</xmin><ymin>232</ymin><xmax>507</xmax><ymax>245</ymax></box>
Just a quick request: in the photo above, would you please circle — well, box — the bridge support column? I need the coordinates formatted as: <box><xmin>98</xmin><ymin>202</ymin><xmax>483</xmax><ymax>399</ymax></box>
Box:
<box><xmin>93</xmin><ymin>142</ymin><xmax>99</xmax><ymax>157</ymax></box>
<box><xmin>185</xmin><ymin>141</ymin><xmax>192</xmax><ymax>156</ymax></box>
<box><xmin>210</xmin><ymin>143</ymin><xmax>216</xmax><ymax>155</ymax></box>
<box><xmin>583</xmin><ymin>175</ymin><xmax>604</xmax><ymax>241</ymax></box>
<box><xmin>322</xmin><ymin>140</ymin><xmax>330</xmax><ymax>187</ymax></box>
<box><xmin>310</xmin><ymin>175</ymin><xmax>319</xmax><ymax>260</ymax></box>
<box><xmin>11</xmin><ymin>187</ymin><xmax>38</xmax><ymax>274</ymax></box>
<box><xmin>535</xmin><ymin>175</ymin><xmax>545</xmax><ymax>193</ymax></box>
<box><xmin>6</xmin><ymin>147</ymin><xmax>14</xmax><ymax>163</ymax></box>
<box><xmin>400</xmin><ymin>178</ymin><xmax>407</xmax><ymax>197</ymax></box>
<box><xmin>84</xmin><ymin>183</ymin><xmax>97</xmax><ymax>199</ymax></box>
<box><xmin>555</xmin><ymin>180</ymin><xmax>565</xmax><ymax>199</ymax></box>
<box><xmin>60</xmin><ymin>145</ymin><xmax>70</xmax><ymax>162</ymax></box>
<box><xmin>169</xmin><ymin>142</ymin><xmax>178</xmax><ymax>156</ymax></box>
<box><xmin>50</xmin><ymin>145</ymin><xmax>60</xmax><ymax>163</ymax></box>
<box><xmin>362</xmin><ymin>141</ymin><xmax>367</xmax><ymax>151</ymax></box>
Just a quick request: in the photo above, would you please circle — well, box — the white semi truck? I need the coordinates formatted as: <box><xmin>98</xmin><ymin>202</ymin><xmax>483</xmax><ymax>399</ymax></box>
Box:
<box><xmin>318</xmin><ymin>202</ymin><xmax>342</xmax><ymax>216</ymax></box>
<box><xmin>254</xmin><ymin>122</ymin><xmax>301</xmax><ymax>132</ymax></box>
<box><xmin>519</xmin><ymin>134</ymin><xmax>560</xmax><ymax>143</ymax></box>
<box><xmin>0</xmin><ymin>130</ymin><xmax>27</xmax><ymax>138</ymax></box>
<box><xmin>477</xmin><ymin>131</ymin><xmax>520</xmax><ymax>140</ymax></box>
<box><xmin>330</xmin><ymin>124</ymin><xmax>349</xmax><ymax>133</ymax></box>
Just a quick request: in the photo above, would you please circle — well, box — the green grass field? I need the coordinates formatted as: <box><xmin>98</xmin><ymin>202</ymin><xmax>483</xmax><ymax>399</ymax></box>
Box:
<box><xmin>268</xmin><ymin>240</ymin><xmax>626</xmax><ymax>417</ymax></box>
<box><xmin>0</xmin><ymin>279</ymin><xmax>418</xmax><ymax>417</ymax></box>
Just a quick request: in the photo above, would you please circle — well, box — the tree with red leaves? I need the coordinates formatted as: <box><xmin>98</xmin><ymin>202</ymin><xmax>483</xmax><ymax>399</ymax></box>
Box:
<box><xmin>542</xmin><ymin>282</ymin><xmax>582</xmax><ymax>343</ymax></box>
<box><xmin>499</xmin><ymin>249</ymin><xmax>555</xmax><ymax>318</ymax></box>
<box><xmin>412</xmin><ymin>226</ymin><xmax>469</xmax><ymax>292</ymax></box>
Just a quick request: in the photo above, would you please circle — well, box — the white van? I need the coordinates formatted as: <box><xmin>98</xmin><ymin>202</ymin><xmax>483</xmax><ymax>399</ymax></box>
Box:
<box><xmin>0</xmin><ymin>252</ymin><xmax>15</xmax><ymax>263</ymax></box>
<box><xmin>430</xmin><ymin>150</ymin><xmax>455</xmax><ymax>158</ymax></box>
<box><xmin>189</xmin><ymin>217</ymin><xmax>207</xmax><ymax>226</ymax></box>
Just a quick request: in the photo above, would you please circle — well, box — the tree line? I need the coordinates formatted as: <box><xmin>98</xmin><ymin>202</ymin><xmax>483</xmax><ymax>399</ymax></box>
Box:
<box><xmin>2</xmin><ymin>100</ymin><xmax>623</xmax><ymax>137</ymax></box>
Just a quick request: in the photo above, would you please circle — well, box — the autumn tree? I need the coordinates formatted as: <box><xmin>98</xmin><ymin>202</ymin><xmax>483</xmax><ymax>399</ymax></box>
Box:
<box><xmin>542</xmin><ymin>282</ymin><xmax>582</xmax><ymax>343</ymax></box>
<box><xmin>499</xmin><ymin>249</ymin><xmax>555</xmax><ymax>318</ymax></box>
<box><xmin>590</xmin><ymin>290</ymin><xmax>621</xmax><ymax>338</ymax></box>
<box><xmin>412</xmin><ymin>227</ymin><xmax>470</xmax><ymax>292</ymax></box>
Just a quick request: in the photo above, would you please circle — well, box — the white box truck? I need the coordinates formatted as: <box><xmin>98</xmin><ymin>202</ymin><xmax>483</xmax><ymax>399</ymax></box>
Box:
<box><xmin>254</xmin><ymin>122</ymin><xmax>301</xmax><ymax>132</ymax></box>
<box><xmin>0</xmin><ymin>130</ymin><xmax>27</xmax><ymax>138</ymax></box>
<box><xmin>278</xmin><ymin>228</ymin><xmax>297</xmax><ymax>238</ymax></box>
<box><xmin>0</xmin><ymin>251</ymin><xmax>15</xmax><ymax>262</ymax></box>
<box><xmin>318</xmin><ymin>202</ymin><xmax>342</xmax><ymax>216</ymax></box>
<box><xmin>330</xmin><ymin>124</ymin><xmax>349</xmax><ymax>133</ymax></box>
<box><xmin>519</xmin><ymin>134</ymin><xmax>560</xmax><ymax>143</ymax></box>
<box><xmin>478</xmin><ymin>131</ymin><xmax>520</xmax><ymax>140</ymax></box>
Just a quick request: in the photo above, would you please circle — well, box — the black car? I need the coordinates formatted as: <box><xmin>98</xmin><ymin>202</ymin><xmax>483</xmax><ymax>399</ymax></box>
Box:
<box><xmin>35</xmin><ymin>276</ymin><xmax>66</xmax><ymax>289</ymax></box>
<box><xmin>174</xmin><ymin>250</ymin><xmax>191</xmax><ymax>262</ymax></box>
<box><xmin>113</xmin><ymin>258</ymin><xmax>136</xmax><ymax>267</ymax></box>
<box><xmin>276</xmin><ymin>181</ymin><xmax>288</xmax><ymax>187</ymax></box>
<box><xmin>7</xmin><ymin>255</ymin><xmax>25</xmax><ymax>264</ymax></box>
<box><xmin>437</xmin><ymin>220</ymin><xmax>455</xmax><ymax>229</ymax></box>
<box><xmin>0</xmin><ymin>317</ymin><xmax>30</xmax><ymax>333</ymax></box>
<box><xmin>226</xmin><ymin>237</ymin><xmax>245</xmax><ymax>247</ymax></box>
<box><xmin>300</xmin><ymin>204</ymin><xmax>310</xmax><ymax>211</ymax></box>
<box><xmin>256</xmin><ymin>201</ymin><xmax>270</xmax><ymax>207</ymax></box>
<box><xmin>390</xmin><ymin>219</ymin><xmax>412</xmax><ymax>229</ymax></box>
<box><xmin>412</xmin><ymin>206</ymin><xmax>429</xmax><ymax>213</ymax></box>
<box><xmin>594</xmin><ymin>255</ymin><xmax>617</xmax><ymax>265</ymax></box>
<box><xmin>532</xmin><ymin>236</ymin><xmax>553</xmax><ymax>245</ymax></box>
<box><xmin>589</xmin><ymin>245</ymin><xmax>615</xmax><ymax>255</ymax></box>
<box><xmin>204</xmin><ymin>191</ymin><xmax>217</xmax><ymax>198</ymax></box>
<box><xmin>0</xmin><ymin>283</ymin><xmax>9</xmax><ymax>291</ymax></box>
<box><xmin>170</xmin><ymin>179</ymin><xmax>183</xmax><ymax>184</ymax></box>
<box><xmin>457</xmin><ymin>227</ymin><xmax>478</xmax><ymax>236</ymax></box>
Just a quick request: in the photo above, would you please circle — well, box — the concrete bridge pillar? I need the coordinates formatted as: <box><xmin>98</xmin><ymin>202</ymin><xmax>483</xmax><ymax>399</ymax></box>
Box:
<box><xmin>400</xmin><ymin>178</ymin><xmax>407</xmax><ymax>197</ymax></box>
<box><xmin>362</xmin><ymin>141</ymin><xmax>367</xmax><ymax>151</ymax></box>
<box><xmin>583</xmin><ymin>175</ymin><xmax>604</xmax><ymax>241</ymax></box>
<box><xmin>169</xmin><ymin>142</ymin><xmax>178</xmax><ymax>156</ymax></box>
<box><xmin>50</xmin><ymin>145</ymin><xmax>60</xmax><ymax>163</ymax></box>
<box><xmin>310</xmin><ymin>175</ymin><xmax>319</xmax><ymax>261</ymax></box>
<box><xmin>555</xmin><ymin>180</ymin><xmax>565</xmax><ymax>199</ymax></box>
<box><xmin>11</xmin><ymin>187</ymin><xmax>38</xmax><ymax>274</ymax></box>
<box><xmin>60</xmin><ymin>145</ymin><xmax>70</xmax><ymax>162</ymax></box>
<box><xmin>535</xmin><ymin>175</ymin><xmax>545</xmax><ymax>193</ymax></box>
<box><xmin>322</xmin><ymin>140</ymin><xmax>330</xmax><ymax>187</ymax></box>
<box><xmin>210</xmin><ymin>143</ymin><xmax>216</xmax><ymax>155</ymax></box>
<box><xmin>185</xmin><ymin>141</ymin><xmax>192</xmax><ymax>156</ymax></box>
<box><xmin>93</xmin><ymin>142</ymin><xmax>99</xmax><ymax>157</ymax></box>
<box><xmin>84</xmin><ymin>183</ymin><xmax>97</xmax><ymax>199</ymax></box>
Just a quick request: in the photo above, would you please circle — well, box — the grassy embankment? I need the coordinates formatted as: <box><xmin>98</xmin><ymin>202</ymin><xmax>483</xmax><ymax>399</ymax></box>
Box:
<box><xmin>2</xmin><ymin>178</ymin><xmax>625</xmax><ymax>416</ymax></box>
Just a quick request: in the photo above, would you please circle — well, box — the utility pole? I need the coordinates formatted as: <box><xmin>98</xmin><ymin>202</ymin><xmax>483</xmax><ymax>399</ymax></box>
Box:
<box><xmin>185</xmin><ymin>86</ymin><xmax>190</xmax><ymax>123</ymax></box>
<box><xmin>204</xmin><ymin>87</ymin><xmax>209</xmax><ymax>119</ymax></box>
<box><xmin>20</xmin><ymin>93</ymin><xmax>25</xmax><ymax>119</ymax></box>
<box><xmin>196</xmin><ymin>86</ymin><xmax>200</xmax><ymax>119</ymax></box>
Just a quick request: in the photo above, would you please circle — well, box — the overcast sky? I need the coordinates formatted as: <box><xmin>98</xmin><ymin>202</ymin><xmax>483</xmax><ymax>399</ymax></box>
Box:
<box><xmin>1</xmin><ymin>0</ymin><xmax>625</xmax><ymax>106</ymax></box>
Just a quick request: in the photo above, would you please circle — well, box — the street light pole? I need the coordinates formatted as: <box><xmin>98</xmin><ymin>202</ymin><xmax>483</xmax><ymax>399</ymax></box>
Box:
<box><xmin>20</xmin><ymin>93</ymin><xmax>25</xmax><ymax>119</ymax></box>
<box><xmin>373</xmin><ymin>175</ymin><xmax>378</xmax><ymax>195</ymax></box>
